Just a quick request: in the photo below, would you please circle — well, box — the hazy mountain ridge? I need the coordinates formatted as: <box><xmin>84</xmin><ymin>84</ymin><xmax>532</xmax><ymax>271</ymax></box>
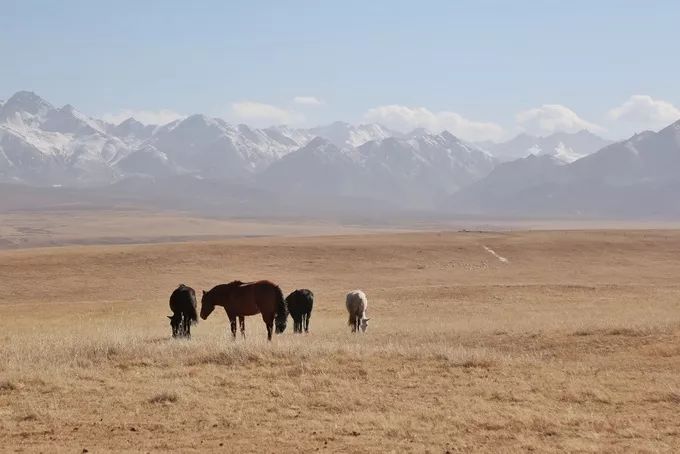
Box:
<box><xmin>308</xmin><ymin>121</ymin><xmax>397</xmax><ymax>148</ymax></box>
<box><xmin>0</xmin><ymin>93</ymin><xmax>317</xmax><ymax>184</ymax></box>
<box><xmin>259</xmin><ymin>132</ymin><xmax>497</xmax><ymax>208</ymax></box>
<box><xmin>3</xmin><ymin>91</ymin><xmax>680</xmax><ymax>218</ymax></box>
<box><xmin>478</xmin><ymin>130</ymin><xmax>612</xmax><ymax>163</ymax></box>
<box><xmin>0</xmin><ymin>91</ymin><xmax>498</xmax><ymax>208</ymax></box>
<box><xmin>0</xmin><ymin>92</ymin><xmax>411</xmax><ymax>186</ymax></box>
<box><xmin>448</xmin><ymin>120</ymin><xmax>680</xmax><ymax>217</ymax></box>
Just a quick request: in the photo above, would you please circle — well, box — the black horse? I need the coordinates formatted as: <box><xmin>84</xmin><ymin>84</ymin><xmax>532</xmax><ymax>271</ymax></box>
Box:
<box><xmin>285</xmin><ymin>289</ymin><xmax>314</xmax><ymax>333</ymax></box>
<box><xmin>168</xmin><ymin>284</ymin><xmax>198</xmax><ymax>338</ymax></box>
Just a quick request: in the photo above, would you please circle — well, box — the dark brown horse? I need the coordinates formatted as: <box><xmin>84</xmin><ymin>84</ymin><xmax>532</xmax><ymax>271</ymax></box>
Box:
<box><xmin>200</xmin><ymin>280</ymin><xmax>287</xmax><ymax>341</ymax></box>
<box><xmin>168</xmin><ymin>284</ymin><xmax>198</xmax><ymax>338</ymax></box>
<box><xmin>285</xmin><ymin>289</ymin><xmax>314</xmax><ymax>333</ymax></box>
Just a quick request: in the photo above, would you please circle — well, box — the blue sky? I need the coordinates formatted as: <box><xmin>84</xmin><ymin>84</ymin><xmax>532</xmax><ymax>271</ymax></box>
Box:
<box><xmin>1</xmin><ymin>0</ymin><xmax>679</xmax><ymax>140</ymax></box>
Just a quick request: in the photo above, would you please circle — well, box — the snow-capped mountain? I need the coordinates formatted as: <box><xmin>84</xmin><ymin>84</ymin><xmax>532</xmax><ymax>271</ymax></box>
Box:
<box><xmin>264</xmin><ymin>125</ymin><xmax>314</xmax><ymax>149</ymax></box>
<box><xmin>356</xmin><ymin>131</ymin><xmax>496</xmax><ymax>204</ymax></box>
<box><xmin>0</xmin><ymin>91</ymin><xmax>494</xmax><ymax>198</ymax></box>
<box><xmin>0</xmin><ymin>91</ymin><xmax>128</xmax><ymax>185</ymax></box>
<box><xmin>134</xmin><ymin>115</ymin><xmax>308</xmax><ymax>179</ymax></box>
<box><xmin>258</xmin><ymin>137</ymin><xmax>360</xmax><ymax>197</ymax></box>
<box><xmin>307</xmin><ymin>121</ymin><xmax>397</xmax><ymax>148</ymax></box>
<box><xmin>260</xmin><ymin>131</ymin><xmax>497</xmax><ymax>208</ymax></box>
<box><xmin>110</xmin><ymin>118</ymin><xmax>157</xmax><ymax>145</ymax></box>
<box><xmin>480</xmin><ymin>130</ymin><xmax>611</xmax><ymax>163</ymax></box>
<box><xmin>447</xmin><ymin>121</ymin><xmax>680</xmax><ymax>217</ymax></box>
<box><xmin>0</xmin><ymin>91</ymin><xmax>311</xmax><ymax>185</ymax></box>
<box><xmin>5</xmin><ymin>90</ymin><xmax>680</xmax><ymax>219</ymax></box>
<box><xmin>567</xmin><ymin>123</ymin><xmax>680</xmax><ymax>183</ymax></box>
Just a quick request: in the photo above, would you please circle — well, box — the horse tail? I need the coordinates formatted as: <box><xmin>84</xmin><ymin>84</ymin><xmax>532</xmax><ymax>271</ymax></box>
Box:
<box><xmin>348</xmin><ymin>313</ymin><xmax>356</xmax><ymax>326</ymax></box>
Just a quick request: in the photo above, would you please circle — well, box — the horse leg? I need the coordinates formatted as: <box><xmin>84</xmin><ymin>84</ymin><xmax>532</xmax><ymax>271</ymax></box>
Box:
<box><xmin>239</xmin><ymin>316</ymin><xmax>246</xmax><ymax>339</ymax></box>
<box><xmin>228</xmin><ymin>315</ymin><xmax>237</xmax><ymax>340</ymax></box>
<box><xmin>262</xmin><ymin>313</ymin><xmax>274</xmax><ymax>341</ymax></box>
<box><xmin>304</xmin><ymin>313</ymin><xmax>310</xmax><ymax>333</ymax></box>
<box><xmin>182</xmin><ymin>315</ymin><xmax>189</xmax><ymax>338</ymax></box>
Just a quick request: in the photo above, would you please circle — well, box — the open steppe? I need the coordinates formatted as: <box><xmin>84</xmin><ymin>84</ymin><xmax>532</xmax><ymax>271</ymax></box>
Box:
<box><xmin>0</xmin><ymin>210</ymin><xmax>413</xmax><ymax>249</ymax></box>
<box><xmin>1</xmin><ymin>228</ymin><xmax>680</xmax><ymax>452</ymax></box>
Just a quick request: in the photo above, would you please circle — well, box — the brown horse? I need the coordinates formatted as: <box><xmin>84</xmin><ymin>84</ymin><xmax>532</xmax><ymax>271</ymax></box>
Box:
<box><xmin>200</xmin><ymin>280</ymin><xmax>287</xmax><ymax>341</ymax></box>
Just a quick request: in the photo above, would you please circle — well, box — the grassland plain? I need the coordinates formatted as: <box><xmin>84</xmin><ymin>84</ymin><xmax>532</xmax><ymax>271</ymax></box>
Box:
<box><xmin>1</xmin><ymin>230</ymin><xmax>680</xmax><ymax>452</ymax></box>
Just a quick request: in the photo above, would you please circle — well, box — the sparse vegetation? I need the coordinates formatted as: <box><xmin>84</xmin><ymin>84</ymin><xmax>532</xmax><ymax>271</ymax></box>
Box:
<box><xmin>0</xmin><ymin>380</ymin><xmax>16</xmax><ymax>391</ymax></box>
<box><xmin>148</xmin><ymin>391</ymin><xmax>179</xmax><ymax>404</ymax></box>
<box><xmin>1</xmin><ymin>229</ymin><xmax>680</xmax><ymax>451</ymax></box>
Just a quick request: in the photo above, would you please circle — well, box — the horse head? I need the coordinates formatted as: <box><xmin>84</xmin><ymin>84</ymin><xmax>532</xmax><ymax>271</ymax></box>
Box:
<box><xmin>274</xmin><ymin>286</ymin><xmax>288</xmax><ymax>334</ymax></box>
<box><xmin>360</xmin><ymin>317</ymin><xmax>370</xmax><ymax>333</ymax></box>
<box><xmin>168</xmin><ymin>314</ymin><xmax>182</xmax><ymax>337</ymax></box>
<box><xmin>274</xmin><ymin>314</ymin><xmax>287</xmax><ymax>334</ymax></box>
<box><xmin>200</xmin><ymin>290</ymin><xmax>215</xmax><ymax>320</ymax></box>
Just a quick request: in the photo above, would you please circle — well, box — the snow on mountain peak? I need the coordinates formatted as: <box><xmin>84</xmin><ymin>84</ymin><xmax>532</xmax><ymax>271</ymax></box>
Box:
<box><xmin>8</xmin><ymin>89</ymin><xmax>676</xmax><ymax>216</ymax></box>
<box><xmin>309</xmin><ymin>121</ymin><xmax>395</xmax><ymax>148</ymax></box>
<box><xmin>304</xmin><ymin>136</ymin><xmax>338</xmax><ymax>152</ymax></box>
<box><xmin>481</xmin><ymin>130</ymin><xmax>611</xmax><ymax>163</ymax></box>
<box><xmin>118</xmin><ymin>117</ymin><xmax>141</xmax><ymax>127</ymax></box>
<box><xmin>0</xmin><ymin>91</ymin><xmax>55</xmax><ymax>130</ymax></box>
<box><xmin>2</xmin><ymin>91</ymin><xmax>53</xmax><ymax>116</ymax></box>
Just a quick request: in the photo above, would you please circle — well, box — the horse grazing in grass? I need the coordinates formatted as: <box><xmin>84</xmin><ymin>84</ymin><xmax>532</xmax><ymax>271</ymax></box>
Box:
<box><xmin>168</xmin><ymin>284</ymin><xmax>198</xmax><ymax>338</ymax></box>
<box><xmin>286</xmin><ymin>289</ymin><xmax>314</xmax><ymax>333</ymax></box>
<box><xmin>200</xmin><ymin>280</ymin><xmax>287</xmax><ymax>341</ymax></box>
<box><xmin>346</xmin><ymin>290</ymin><xmax>369</xmax><ymax>333</ymax></box>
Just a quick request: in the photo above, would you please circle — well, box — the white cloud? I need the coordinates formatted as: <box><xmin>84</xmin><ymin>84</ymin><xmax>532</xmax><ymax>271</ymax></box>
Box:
<box><xmin>607</xmin><ymin>95</ymin><xmax>680</xmax><ymax>130</ymax></box>
<box><xmin>515</xmin><ymin>104</ymin><xmax>604</xmax><ymax>135</ymax></box>
<box><xmin>101</xmin><ymin>109</ymin><xmax>184</xmax><ymax>126</ymax></box>
<box><xmin>293</xmin><ymin>96</ymin><xmax>322</xmax><ymax>106</ymax></box>
<box><xmin>230</xmin><ymin>101</ymin><xmax>303</xmax><ymax>126</ymax></box>
<box><xmin>363</xmin><ymin>105</ymin><xmax>505</xmax><ymax>142</ymax></box>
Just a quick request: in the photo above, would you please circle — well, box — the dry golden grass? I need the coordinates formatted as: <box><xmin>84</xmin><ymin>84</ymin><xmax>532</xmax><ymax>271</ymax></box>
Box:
<box><xmin>1</xmin><ymin>229</ymin><xmax>680</xmax><ymax>452</ymax></box>
<box><xmin>0</xmin><ymin>210</ymin><xmax>411</xmax><ymax>249</ymax></box>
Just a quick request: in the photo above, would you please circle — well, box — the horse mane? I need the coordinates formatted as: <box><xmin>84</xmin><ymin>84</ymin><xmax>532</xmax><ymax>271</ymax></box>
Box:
<box><xmin>275</xmin><ymin>285</ymin><xmax>287</xmax><ymax>319</ymax></box>
<box><xmin>228</xmin><ymin>280</ymin><xmax>244</xmax><ymax>287</ymax></box>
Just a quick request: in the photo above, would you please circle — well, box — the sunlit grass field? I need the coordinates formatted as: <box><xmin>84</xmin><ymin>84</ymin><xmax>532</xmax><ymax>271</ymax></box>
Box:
<box><xmin>2</xmin><ymin>230</ymin><xmax>680</xmax><ymax>452</ymax></box>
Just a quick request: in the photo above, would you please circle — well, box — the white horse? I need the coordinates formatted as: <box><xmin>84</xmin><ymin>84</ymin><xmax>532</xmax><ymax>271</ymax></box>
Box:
<box><xmin>345</xmin><ymin>290</ymin><xmax>370</xmax><ymax>333</ymax></box>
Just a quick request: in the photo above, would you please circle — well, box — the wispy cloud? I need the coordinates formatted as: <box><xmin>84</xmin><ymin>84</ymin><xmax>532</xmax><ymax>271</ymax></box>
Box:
<box><xmin>363</xmin><ymin>105</ymin><xmax>505</xmax><ymax>142</ymax></box>
<box><xmin>229</xmin><ymin>101</ymin><xmax>303</xmax><ymax>126</ymax></box>
<box><xmin>515</xmin><ymin>104</ymin><xmax>604</xmax><ymax>135</ymax></box>
<box><xmin>293</xmin><ymin>96</ymin><xmax>323</xmax><ymax>106</ymax></box>
<box><xmin>607</xmin><ymin>95</ymin><xmax>680</xmax><ymax>131</ymax></box>
<box><xmin>101</xmin><ymin>109</ymin><xmax>184</xmax><ymax>126</ymax></box>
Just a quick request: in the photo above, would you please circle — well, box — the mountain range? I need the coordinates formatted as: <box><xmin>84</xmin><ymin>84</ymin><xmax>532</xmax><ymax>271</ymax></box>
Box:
<box><xmin>447</xmin><ymin>120</ymin><xmax>680</xmax><ymax>217</ymax></box>
<box><xmin>0</xmin><ymin>91</ymin><xmax>502</xmax><ymax>209</ymax></box>
<box><xmin>2</xmin><ymin>91</ymin><xmax>679</xmax><ymax>218</ymax></box>
<box><xmin>476</xmin><ymin>130</ymin><xmax>612</xmax><ymax>163</ymax></box>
